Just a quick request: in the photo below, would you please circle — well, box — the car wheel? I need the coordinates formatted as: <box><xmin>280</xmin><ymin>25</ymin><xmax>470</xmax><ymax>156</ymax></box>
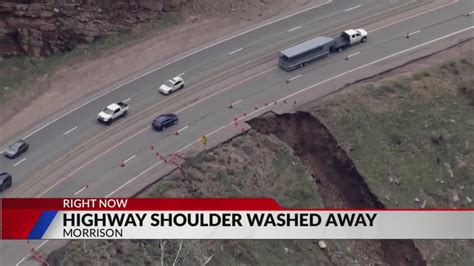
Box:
<box><xmin>122</xmin><ymin>111</ymin><xmax>128</xmax><ymax>117</ymax></box>
<box><xmin>337</xmin><ymin>47</ymin><xmax>343</xmax><ymax>53</ymax></box>
<box><xmin>361</xmin><ymin>37</ymin><xmax>367</xmax><ymax>43</ymax></box>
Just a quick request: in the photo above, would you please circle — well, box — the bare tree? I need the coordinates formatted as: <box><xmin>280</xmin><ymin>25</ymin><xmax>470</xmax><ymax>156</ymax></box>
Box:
<box><xmin>172</xmin><ymin>240</ymin><xmax>183</xmax><ymax>266</ymax></box>
<box><xmin>202</xmin><ymin>254</ymin><xmax>214</xmax><ymax>266</ymax></box>
<box><xmin>160</xmin><ymin>240</ymin><xmax>167</xmax><ymax>266</ymax></box>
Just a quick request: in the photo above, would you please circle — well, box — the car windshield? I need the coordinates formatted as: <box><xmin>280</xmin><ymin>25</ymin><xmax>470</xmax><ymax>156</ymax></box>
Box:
<box><xmin>103</xmin><ymin>107</ymin><xmax>114</xmax><ymax>115</ymax></box>
<box><xmin>9</xmin><ymin>142</ymin><xmax>22</xmax><ymax>151</ymax></box>
<box><xmin>156</xmin><ymin>116</ymin><xmax>169</xmax><ymax>123</ymax></box>
<box><xmin>164</xmin><ymin>80</ymin><xmax>175</xmax><ymax>87</ymax></box>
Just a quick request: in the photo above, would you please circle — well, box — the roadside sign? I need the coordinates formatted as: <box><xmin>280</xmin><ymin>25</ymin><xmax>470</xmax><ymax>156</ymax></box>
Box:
<box><xmin>201</xmin><ymin>135</ymin><xmax>208</xmax><ymax>148</ymax></box>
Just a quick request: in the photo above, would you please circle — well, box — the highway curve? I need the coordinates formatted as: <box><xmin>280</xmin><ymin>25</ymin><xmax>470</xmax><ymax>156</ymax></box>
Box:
<box><xmin>1</xmin><ymin>0</ymin><xmax>473</xmax><ymax>265</ymax></box>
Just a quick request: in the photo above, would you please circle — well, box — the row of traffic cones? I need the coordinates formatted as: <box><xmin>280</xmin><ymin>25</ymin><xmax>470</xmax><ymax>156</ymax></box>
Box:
<box><xmin>119</xmin><ymin>97</ymin><xmax>299</xmax><ymax>167</ymax></box>
<box><xmin>230</xmin><ymin>98</ymin><xmax>295</xmax><ymax>117</ymax></box>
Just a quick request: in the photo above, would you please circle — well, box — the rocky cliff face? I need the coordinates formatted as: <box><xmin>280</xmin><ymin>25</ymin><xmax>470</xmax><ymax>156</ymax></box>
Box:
<box><xmin>0</xmin><ymin>0</ymin><xmax>187</xmax><ymax>56</ymax></box>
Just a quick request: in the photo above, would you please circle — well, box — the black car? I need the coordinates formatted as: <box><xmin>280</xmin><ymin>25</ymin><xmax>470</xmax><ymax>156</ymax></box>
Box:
<box><xmin>0</xmin><ymin>172</ymin><xmax>12</xmax><ymax>192</ymax></box>
<box><xmin>152</xmin><ymin>114</ymin><xmax>178</xmax><ymax>131</ymax></box>
<box><xmin>4</xmin><ymin>140</ymin><xmax>29</xmax><ymax>159</ymax></box>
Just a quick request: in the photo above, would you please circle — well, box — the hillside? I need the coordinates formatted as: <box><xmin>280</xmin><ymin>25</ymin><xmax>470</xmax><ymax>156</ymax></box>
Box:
<box><xmin>1</xmin><ymin>0</ymin><xmax>278</xmax><ymax>56</ymax></box>
<box><xmin>47</xmin><ymin>38</ymin><xmax>474</xmax><ymax>266</ymax></box>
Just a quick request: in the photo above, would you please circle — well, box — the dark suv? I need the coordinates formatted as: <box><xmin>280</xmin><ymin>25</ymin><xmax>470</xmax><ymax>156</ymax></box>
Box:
<box><xmin>0</xmin><ymin>172</ymin><xmax>12</xmax><ymax>192</ymax></box>
<box><xmin>152</xmin><ymin>114</ymin><xmax>178</xmax><ymax>131</ymax></box>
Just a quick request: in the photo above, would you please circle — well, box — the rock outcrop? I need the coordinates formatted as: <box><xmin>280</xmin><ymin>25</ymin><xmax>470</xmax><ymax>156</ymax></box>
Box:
<box><xmin>0</xmin><ymin>0</ymin><xmax>187</xmax><ymax>56</ymax></box>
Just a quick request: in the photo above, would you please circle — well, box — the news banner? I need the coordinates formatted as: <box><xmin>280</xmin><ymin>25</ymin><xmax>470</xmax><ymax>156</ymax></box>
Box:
<box><xmin>1</xmin><ymin>198</ymin><xmax>473</xmax><ymax>240</ymax></box>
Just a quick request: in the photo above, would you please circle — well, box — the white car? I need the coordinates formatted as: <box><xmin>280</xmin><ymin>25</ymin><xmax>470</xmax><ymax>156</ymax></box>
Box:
<box><xmin>97</xmin><ymin>102</ymin><xmax>129</xmax><ymax>124</ymax></box>
<box><xmin>159</xmin><ymin>76</ymin><xmax>184</xmax><ymax>95</ymax></box>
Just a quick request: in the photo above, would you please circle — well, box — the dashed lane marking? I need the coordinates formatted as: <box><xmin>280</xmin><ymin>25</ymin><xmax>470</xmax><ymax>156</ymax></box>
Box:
<box><xmin>63</xmin><ymin>127</ymin><xmax>78</xmax><ymax>136</ymax></box>
<box><xmin>123</xmin><ymin>155</ymin><xmax>136</xmax><ymax>164</ymax></box>
<box><xmin>73</xmin><ymin>185</ymin><xmax>88</xmax><ymax>196</ymax></box>
<box><xmin>14</xmin><ymin>158</ymin><xmax>27</xmax><ymax>167</ymax></box>
<box><xmin>345</xmin><ymin>4</ymin><xmax>362</xmax><ymax>12</ymax></box>
<box><xmin>228</xmin><ymin>48</ymin><xmax>244</xmax><ymax>55</ymax></box>
<box><xmin>288</xmin><ymin>26</ymin><xmax>302</xmax><ymax>32</ymax></box>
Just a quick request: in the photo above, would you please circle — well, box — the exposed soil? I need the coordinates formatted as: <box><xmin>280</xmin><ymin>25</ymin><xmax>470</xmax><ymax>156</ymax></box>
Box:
<box><xmin>249</xmin><ymin>111</ymin><xmax>426</xmax><ymax>266</ymax></box>
<box><xmin>47</xmin><ymin>36</ymin><xmax>473</xmax><ymax>266</ymax></box>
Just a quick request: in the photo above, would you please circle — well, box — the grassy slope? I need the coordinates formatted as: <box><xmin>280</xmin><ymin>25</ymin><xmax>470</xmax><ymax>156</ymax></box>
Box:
<box><xmin>309</xmin><ymin>56</ymin><xmax>474</xmax><ymax>265</ymax></box>
<box><xmin>59</xmin><ymin>132</ymin><xmax>358</xmax><ymax>265</ymax></box>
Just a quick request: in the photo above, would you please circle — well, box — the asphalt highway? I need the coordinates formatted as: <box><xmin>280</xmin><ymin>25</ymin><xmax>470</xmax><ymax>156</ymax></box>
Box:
<box><xmin>1</xmin><ymin>0</ymin><xmax>427</xmax><ymax>187</ymax></box>
<box><xmin>1</xmin><ymin>0</ymin><xmax>473</xmax><ymax>264</ymax></box>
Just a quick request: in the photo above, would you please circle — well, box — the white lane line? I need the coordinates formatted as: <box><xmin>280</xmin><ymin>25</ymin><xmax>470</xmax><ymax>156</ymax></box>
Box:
<box><xmin>347</xmin><ymin>51</ymin><xmax>361</xmax><ymax>58</ymax></box>
<box><xmin>63</xmin><ymin>126</ymin><xmax>78</xmax><ymax>136</ymax></box>
<box><xmin>228</xmin><ymin>48</ymin><xmax>244</xmax><ymax>55</ymax></box>
<box><xmin>36</xmin><ymin>60</ymin><xmax>221</xmax><ymax>195</ymax></box>
<box><xmin>407</xmin><ymin>30</ymin><xmax>421</xmax><ymax>37</ymax></box>
<box><xmin>74</xmin><ymin>185</ymin><xmax>88</xmax><ymax>196</ymax></box>
<box><xmin>175</xmin><ymin>67</ymin><xmax>276</xmax><ymax>114</ymax></box>
<box><xmin>288</xmin><ymin>26</ymin><xmax>302</xmax><ymax>32</ymax></box>
<box><xmin>105</xmin><ymin>26</ymin><xmax>474</xmax><ymax>200</ymax></box>
<box><xmin>106</xmin><ymin>160</ymin><xmax>163</xmax><ymax>198</ymax></box>
<box><xmin>370</xmin><ymin>0</ymin><xmax>458</xmax><ymax>32</ymax></box>
<box><xmin>123</xmin><ymin>154</ymin><xmax>136</xmax><ymax>164</ymax></box>
<box><xmin>15</xmin><ymin>240</ymin><xmax>49</xmax><ymax>266</ymax></box>
<box><xmin>176</xmin><ymin>141</ymin><xmax>198</xmax><ymax>153</ymax></box>
<box><xmin>232</xmin><ymin>99</ymin><xmax>242</xmax><ymax>106</ymax></box>
<box><xmin>14</xmin><ymin>157</ymin><xmax>27</xmax><ymax>167</ymax></box>
<box><xmin>345</xmin><ymin>4</ymin><xmax>362</xmax><ymax>12</ymax></box>
<box><xmin>177</xmin><ymin>72</ymin><xmax>185</xmax><ymax>77</ymax></box>
<box><xmin>123</xmin><ymin>98</ymin><xmax>131</xmax><ymax>103</ymax></box>
<box><xmin>14</xmin><ymin>3</ymin><xmax>462</xmax><ymax>265</ymax></box>
<box><xmin>178</xmin><ymin>125</ymin><xmax>190</xmax><ymax>133</ymax></box>
<box><xmin>288</xmin><ymin>74</ymin><xmax>303</xmax><ymax>82</ymax></box>
<box><xmin>467</xmin><ymin>10</ymin><xmax>474</xmax><ymax>16</ymax></box>
<box><xmin>28</xmin><ymin>45</ymin><xmax>278</xmax><ymax>199</ymax></box>
<box><xmin>280</xmin><ymin>26</ymin><xmax>474</xmax><ymax>101</ymax></box>
<box><xmin>11</xmin><ymin>0</ymin><xmax>332</xmax><ymax>144</ymax></box>
<box><xmin>11</xmin><ymin>0</ymin><xmax>328</xmax><ymax>261</ymax></box>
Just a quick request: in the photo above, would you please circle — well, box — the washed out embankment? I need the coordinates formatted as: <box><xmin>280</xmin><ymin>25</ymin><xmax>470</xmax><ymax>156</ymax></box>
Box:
<box><xmin>249</xmin><ymin>111</ymin><xmax>426</xmax><ymax>265</ymax></box>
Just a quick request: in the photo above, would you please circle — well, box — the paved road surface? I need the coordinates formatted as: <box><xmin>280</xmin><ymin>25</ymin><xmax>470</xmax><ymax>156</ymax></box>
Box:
<box><xmin>1</xmin><ymin>0</ymin><xmax>473</xmax><ymax>265</ymax></box>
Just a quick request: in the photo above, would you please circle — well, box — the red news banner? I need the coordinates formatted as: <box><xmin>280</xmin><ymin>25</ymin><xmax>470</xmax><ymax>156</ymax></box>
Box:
<box><xmin>1</xmin><ymin>198</ymin><xmax>473</xmax><ymax>240</ymax></box>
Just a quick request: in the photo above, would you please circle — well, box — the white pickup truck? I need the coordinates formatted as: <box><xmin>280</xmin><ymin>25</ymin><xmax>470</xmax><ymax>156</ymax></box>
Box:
<box><xmin>329</xmin><ymin>28</ymin><xmax>368</xmax><ymax>52</ymax></box>
<box><xmin>97</xmin><ymin>102</ymin><xmax>129</xmax><ymax>124</ymax></box>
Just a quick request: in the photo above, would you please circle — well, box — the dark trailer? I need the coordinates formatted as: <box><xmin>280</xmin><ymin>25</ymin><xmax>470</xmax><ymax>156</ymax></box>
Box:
<box><xmin>278</xmin><ymin>36</ymin><xmax>334</xmax><ymax>71</ymax></box>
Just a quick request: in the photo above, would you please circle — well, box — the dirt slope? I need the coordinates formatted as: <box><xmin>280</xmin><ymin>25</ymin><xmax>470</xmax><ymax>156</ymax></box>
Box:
<box><xmin>48</xmin><ymin>26</ymin><xmax>473</xmax><ymax>266</ymax></box>
<box><xmin>249</xmin><ymin>112</ymin><xmax>425</xmax><ymax>266</ymax></box>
